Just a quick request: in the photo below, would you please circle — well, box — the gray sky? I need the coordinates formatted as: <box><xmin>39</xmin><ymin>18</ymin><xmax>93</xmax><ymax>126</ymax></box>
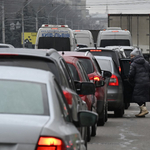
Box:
<box><xmin>86</xmin><ymin>0</ymin><xmax>150</xmax><ymax>14</ymax></box>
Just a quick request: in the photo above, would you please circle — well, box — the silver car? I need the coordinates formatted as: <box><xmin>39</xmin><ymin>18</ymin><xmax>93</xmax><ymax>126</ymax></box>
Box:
<box><xmin>0</xmin><ymin>66</ymin><xmax>97</xmax><ymax>150</ymax></box>
<box><xmin>95</xmin><ymin>56</ymin><xmax>124</xmax><ymax>117</ymax></box>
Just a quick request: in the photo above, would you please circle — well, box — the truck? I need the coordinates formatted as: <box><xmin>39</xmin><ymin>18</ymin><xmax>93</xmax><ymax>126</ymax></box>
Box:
<box><xmin>108</xmin><ymin>14</ymin><xmax>150</xmax><ymax>54</ymax></box>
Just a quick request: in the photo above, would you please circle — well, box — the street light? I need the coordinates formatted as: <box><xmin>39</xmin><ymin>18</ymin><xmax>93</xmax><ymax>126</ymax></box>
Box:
<box><xmin>21</xmin><ymin>0</ymin><xmax>33</xmax><ymax>48</ymax></box>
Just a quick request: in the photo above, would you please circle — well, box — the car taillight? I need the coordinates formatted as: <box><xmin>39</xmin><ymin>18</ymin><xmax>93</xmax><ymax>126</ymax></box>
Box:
<box><xmin>63</xmin><ymin>90</ymin><xmax>72</xmax><ymax>105</ymax></box>
<box><xmin>89</xmin><ymin>76</ymin><xmax>100</xmax><ymax>82</ymax></box>
<box><xmin>37</xmin><ymin>137</ymin><xmax>66</xmax><ymax>150</ymax></box>
<box><xmin>119</xmin><ymin>66</ymin><xmax>121</xmax><ymax>73</ymax></box>
<box><xmin>109</xmin><ymin>74</ymin><xmax>119</xmax><ymax>86</ymax></box>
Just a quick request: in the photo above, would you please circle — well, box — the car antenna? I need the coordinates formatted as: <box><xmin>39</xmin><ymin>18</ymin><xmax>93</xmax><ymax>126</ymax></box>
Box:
<box><xmin>62</xmin><ymin>51</ymin><xmax>64</xmax><ymax>55</ymax></box>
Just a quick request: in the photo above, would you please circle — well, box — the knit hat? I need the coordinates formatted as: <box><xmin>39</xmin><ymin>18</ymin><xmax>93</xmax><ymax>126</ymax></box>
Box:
<box><xmin>130</xmin><ymin>47</ymin><xmax>143</xmax><ymax>56</ymax></box>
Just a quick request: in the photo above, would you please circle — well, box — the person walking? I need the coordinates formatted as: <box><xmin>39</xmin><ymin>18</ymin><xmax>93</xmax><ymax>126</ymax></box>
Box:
<box><xmin>129</xmin><ymin>48</ymin><xmax>150</xmax><ymax>117</ymax></box>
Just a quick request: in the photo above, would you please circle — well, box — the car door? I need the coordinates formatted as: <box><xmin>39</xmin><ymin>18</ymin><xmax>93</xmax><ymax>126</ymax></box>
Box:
<box><xmin>119</xmin><ymin>58</ymin><xmax>133</xmax><ymax>103</ymax></box>
<box><xmin>54</xmin><ymin>79</ymin><xmax>86</xmax><ymax>150</ymax></box>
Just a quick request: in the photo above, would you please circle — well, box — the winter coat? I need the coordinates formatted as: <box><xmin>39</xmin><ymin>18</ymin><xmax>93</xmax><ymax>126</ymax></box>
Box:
<box><xmin>129</xmin><ymin>55</ymin><xmax>150</xmax><ymax>103</ymax></box>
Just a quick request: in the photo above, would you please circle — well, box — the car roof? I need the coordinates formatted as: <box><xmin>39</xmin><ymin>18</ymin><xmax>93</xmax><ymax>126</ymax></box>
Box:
<box><xmin>105</xmin><ymin>46</ymin><xmax>134</xmax><ymax>50</ymax></box>
<box><xmin>59</xmin><ymin>51</ymin><xmax>91</xmax><ymax>58</ymax></box>
<box><xmin>0</xmin><ymin>48</ymin><xmax>56</xmax><ymax>56</ymax></box>
<box><xmin>0</xmin><ymin>43</ymin><xmax>15</xmax><ymax>48</ymax></box>
<box><xmin>62</xmin><ymin>55</ymin><xmax>78</xmax><ymax>63</ymax></box>
<box><xmin>94</xmin><ymin>56</ymin><xmax>113</xmax><ymax>61</ymax></box>
<box><xmin>0</xmin><ymin>66</ymin><xmax>53</xmax><ymax>83</ymax></box>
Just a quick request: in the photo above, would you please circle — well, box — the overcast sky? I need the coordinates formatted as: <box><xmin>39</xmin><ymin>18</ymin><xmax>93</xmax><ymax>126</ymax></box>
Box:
<box><xmin>86</xmin><ymin>0</ymin><xmax>150</xmax><ymax>14</ymax></box>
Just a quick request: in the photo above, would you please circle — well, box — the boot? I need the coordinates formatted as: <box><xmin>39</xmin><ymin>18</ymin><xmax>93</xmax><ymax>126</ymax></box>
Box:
<box><xmin>137</xmin><ymin>105</ymin><xmax>149</xmax><ymax>117</ymax></box>
<box><xmin>135</xmin><ymin>106</ymin><xmax>142</xmax><ymax>117</ymax></box>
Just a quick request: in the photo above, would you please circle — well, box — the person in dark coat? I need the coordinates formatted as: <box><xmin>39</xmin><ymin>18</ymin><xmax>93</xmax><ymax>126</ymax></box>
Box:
<box><xmin>129</xmin><ymin>48</ymin><xmax>150</xmax><ymax>117</ymax></box>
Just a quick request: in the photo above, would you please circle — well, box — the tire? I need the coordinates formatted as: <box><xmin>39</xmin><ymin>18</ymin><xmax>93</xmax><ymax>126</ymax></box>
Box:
<box><xmin>91</xmin><ymin>123</ymin><xmax>97</xmax><ymax>136</ymax></box>
<box><xmin>87</xmin><ymin>126</ymin><xmax>91</xmax><ymax>142</ymax></box>
<box><xmin>114</xmin><ymin>107</ymin><xmax>124</xmax><ymax>117</ymax></box>
<box><xmin>97</xmin><ymin>109</ymin><xmax>105</xmax><ymax>126</ymax></box>
<box><xmin>105</xmin><ymin>105</ymin><xmax>108</xmax><ymax>122</ymax></box>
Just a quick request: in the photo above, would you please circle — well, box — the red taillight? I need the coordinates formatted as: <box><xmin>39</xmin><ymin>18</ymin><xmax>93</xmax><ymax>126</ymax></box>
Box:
<box><xmin>94</xmin><ymin>76</ymin><xmax>100</xmax><ymax>81</ymax></box>
<box><xmin>37</xmin><ymin>137</ymin><xmax>66</xmax><ymax>150</ymax></box>
<box><xmin>90</xmin><ymin>50</ymin><xmax>102</xmax><ymax>52</ymax></box>
<box><xmin>109</xmin><ymin>74</ymin><xmax>119</xmax><ymax>86</ymax></box>
<box><xmin>63</xmin><ymin>90</ymin><xmax>72</xmax><ymax>105</ymax></box>
<box><xmin>51</xmin><ymin>28</ymin><xmax>58</xmax><ymax>30</ymax></box>
<box><xmin>112</xmin><ymin>30</ymin><xmax>119</xmax><ymax>32</ymax></box>
<box><xmin>89</xmin><ymin>76</ymin><xmax>100</xmax><ymax>82</ymax></box>
<box><xmin>119</xmin><ymin>66</ymin><xmax>121</xmax><ymax>73</ymax></box>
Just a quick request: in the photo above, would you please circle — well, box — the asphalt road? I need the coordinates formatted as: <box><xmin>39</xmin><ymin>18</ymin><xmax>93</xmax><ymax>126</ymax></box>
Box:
<box><xmin>88</xmin><ymin>103</ymin><xmax>150</xmax><ymax>150</ymax></box>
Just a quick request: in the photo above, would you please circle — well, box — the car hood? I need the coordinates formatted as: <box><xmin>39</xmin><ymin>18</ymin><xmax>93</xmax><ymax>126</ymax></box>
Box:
<box><xmin>0</xmin><ymin>115</ymin><xmax>50</xmax><ymax>144</ymax></box>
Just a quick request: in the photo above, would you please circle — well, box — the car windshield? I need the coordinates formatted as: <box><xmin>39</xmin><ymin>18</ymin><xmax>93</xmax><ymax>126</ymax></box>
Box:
<box><xmin>78</xmin><ymin>58</ymin><xmax>94</xmax><ymax>74</ymax></box>
<box><xmin>67</xmin><ymin>63</ymin><xmax>80</xmax><ymax>81</ymax></box>
<box><xmin>100</xmin><ymin>39</ymin><xmax>130</xmax><ymax>47</ymax></box>
<box><xmin>96</xmin><ymin>59</ymin><xmax>112</xmax><ymax>72</ymax></box>
<box><xmin>38</xmin><ymin>37</ymin><xmax>70</xmax><ymax>51</ymax></box>
<box><xmin>0</xmin><ymin>80</ymin><xmax>49</xmax><ymax>115</ymax></box>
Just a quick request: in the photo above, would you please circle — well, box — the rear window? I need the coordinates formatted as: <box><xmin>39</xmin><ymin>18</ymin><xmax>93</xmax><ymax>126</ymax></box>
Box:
<box><xmin>96</xmin><ymin>59</ymin><xmax>112</xmax><ymax>72</ymax></box>
<box><xmin>38</xmin><ymin>37</ymin><xmax>70</xmax><ymax>51</ymax></box>
<box><xmin>100</xmin><ymin>39</ymin><xmax>130</xmax><ymax>47</ymax></box>
<box><xmin>78</xmin><ymin>58</ymin><xmax>94</xmax><ymax>74</ymax></box>
<box><xmin>124</xmin><ymin>49</ymin><xmax>133</xmax><ymax>57</ymax></box>
<box><xmin>0</xmin><ymin>80</ymin><xmax>49</xmax><ymax>115</ymax></box>
<box><xmin>90</xmin><ymin>50</ymin><xmax>120</xmax><ymax>67</ymax></box>
<box><xmin>0</xmin><ymin>56</ymin><xmax>60</xmax><ymax>83</ymax></box>
<box><xmin>67</xmin><ymin>63</ymin><xmax>80</xmax><ymax>81</ymax></box>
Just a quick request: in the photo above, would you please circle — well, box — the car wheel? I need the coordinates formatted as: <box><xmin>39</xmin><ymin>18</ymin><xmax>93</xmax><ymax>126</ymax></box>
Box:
<box><xmin>84</xmin><ymin>128</ymin><xmax>87</xmax><ymax>149</ymax></box>
<box><xmin>87</xmin><ymin>126</ymin><xmax>91</xmax><ymax>142</ymax></box>
<box><xmin>91</xmin><ymin>123</ymin><xmax>97</xmax><ymax>136</ymax></box>
<box><xmin>97</xmin><ymin>109</ymin><xmax>105</xmax><ymax>126</ymax></box>
<box><xmin>105</xmin><ymin>105</ymin><xmax>108</xmax><ymax>122</ymax></box>
<box><xmin>114</xmin><ymin>106</ymin><xmax>124</xmax><ymax>117</ymax></box>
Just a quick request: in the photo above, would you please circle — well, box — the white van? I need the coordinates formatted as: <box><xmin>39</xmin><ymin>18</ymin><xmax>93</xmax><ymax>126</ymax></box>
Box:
<box><xmin>73</xmin><ymin>30</ymin><xmax>94</xmax><ymax>47</ymax></box>
<box><xmin>96</xmin><ymin>27</ymin><xmax>132</xmax><ymax>47</ymax></box>
<box><xmin>35</xmin><ymin>24</ymin><xmax>77</xmax><ymax>51</ymax></box>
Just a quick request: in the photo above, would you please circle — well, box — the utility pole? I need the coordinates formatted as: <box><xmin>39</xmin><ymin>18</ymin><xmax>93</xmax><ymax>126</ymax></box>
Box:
<box><xmin>2</xmin><ymin>0</ymin><xmax>5</xmax><ymax>43</ymax></box>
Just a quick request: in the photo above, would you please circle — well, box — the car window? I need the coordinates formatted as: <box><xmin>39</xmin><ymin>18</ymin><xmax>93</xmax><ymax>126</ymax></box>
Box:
<box><xmin>60</xmin><ymin>59</ymin><xmax>75</xmax><ymax>90</ymax></box>
<box><xmin>0</xmin><ymin>56</ymin><xmax>60</xmax><ymax>83</ymax></box>
<box><xmin>100</xmin><ymin>39</ymin><xmax>130</xmax><ymax>47</ymax></box>
<box><xmin>54</xmin><ymin>79</ymin><xmax>72</xmax><ymax>122</ymax></box>
<box><xmin>38</xmin><ymin>37</ymin><xmax>71</xmax><ymax>51</ymax></box>
<box><xmin>78</xmin><ymin>58</ymin><xmax>94</xmax><ymax>74</ymax></box>
<box><xmin>92</xmin><ymin>57</ymin><xmax>102</xmax><ymax>74</ymax></box>
<box><xmin>0</xmin><ymin>80</ymin><xmax>49</xmax><ymax>115</ymax></box>
<box><xmin>67</xmin><ymin>63</ymin><xmax>80</xmax><ymax>81</ymax></box>
<box><xmin>77</xmin><ymin>62</ymin><xmax>89</xmax><ymax>81</ymax></box>
<box><xmin>96</xmin><ymin>58</ymin><xmax>112</xmax><ymax>72</ymax></box>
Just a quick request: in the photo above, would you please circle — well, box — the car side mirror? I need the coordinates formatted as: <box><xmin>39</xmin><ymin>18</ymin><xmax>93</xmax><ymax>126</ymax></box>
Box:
<box><xmin>95</xmin><ymin>80</ymin><xmax>105</xmax><ymax>87</ymax></box>
<box><xmin>78</xmin><ymin>110</ymin><xmax>98</xmax><ymax>127</ymax></box>
<box><xmin>103</xmin><ymin>70</ymin><xmax>112</xmax><ymax>78</ymax></box>
<box><xmin>74</xmin><ymin>80</ymin><xmax>95</xmax><ymax>95</ymax></box>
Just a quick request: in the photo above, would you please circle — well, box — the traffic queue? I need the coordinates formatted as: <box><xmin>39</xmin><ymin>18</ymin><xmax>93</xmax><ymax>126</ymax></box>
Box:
<box><xmin>0</xmin><ymin>25</ymin><xmax>145</xmax><ymax>150</ymax></box>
